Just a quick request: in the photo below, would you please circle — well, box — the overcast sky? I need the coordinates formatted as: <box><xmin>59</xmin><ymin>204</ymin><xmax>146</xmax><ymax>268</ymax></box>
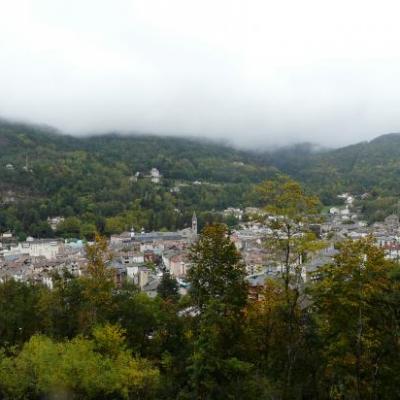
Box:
<box><xmin>1</xmin><ymin>0</ymin><xmax>400</xmax><ymax>148</ymax></box>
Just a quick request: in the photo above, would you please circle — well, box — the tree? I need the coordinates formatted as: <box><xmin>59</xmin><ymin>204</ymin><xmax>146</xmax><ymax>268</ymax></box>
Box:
<box><xmin>256</xmin><ymin>176</ymin><xmax>322</xmax><ymax>290</ymax></box>
<box><xmin>183</xmin><ymin>298</ymin><xmax>262</xmax><ymax>400</ymax></box>
<box><xmin>81</xmin><ymin>234</ymin><xmax>115</xmax><ymax>330</ymax></box>
<box><xmin>310</xmin><ymin>237</ymin><xmax>400</xmax><ymax>399</ymax></box>
<box><xmin>245</xmin><ymin>278</ymin><xmax>320</xmax><ymax>399</ymax></box>
<box><xmin>256</xmin><ymin>177</ymin><xmax>324</xmax><ymax>397</ymax></box>
<box><xmin>157</xmin><ymin>271</ymin><xmax>180</xmax><ymax>302</ymax></box>
<box><xmin>0</xmin><ymin>325</ymin><xmax>159</xmax><ymax>399</ymax></box>
<box><xmin>183</xmin><ymin>224</ymin><xmax>252</xmax><ymax>399</ymax></box>
<box><xmin>0</xmin><ymin>279</ymin><xmax>43</xmax><ymax>347</ymax></box>
<box><xmin>37</xmin><ymin>270</ymin><xmax>86</xmax><ymax>339</ymax></box>
<box><xmin>56</xmin><ymin>216</ymin><xmax>82</xmax><ymax>238</ymax></box>
<box><xmin>188</xmin><ymin>224</ymin><xmax>247</xmax><ymax>312</ymax></box>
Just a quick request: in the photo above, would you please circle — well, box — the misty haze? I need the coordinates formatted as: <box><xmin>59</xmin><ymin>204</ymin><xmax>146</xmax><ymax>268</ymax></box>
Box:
<box><xmin>1</xmin><ymin>1</ymin><xmax>400</xmax><ymax>399</ymax></box>
<box><xmin>2</xmin><ymin>0</ymin><xmax>400</xmax><ymax>147</ymax></box>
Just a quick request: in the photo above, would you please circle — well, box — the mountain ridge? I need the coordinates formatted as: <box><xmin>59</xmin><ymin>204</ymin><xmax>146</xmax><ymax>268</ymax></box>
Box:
<box><xmin>2</xmin><ymin>117</ymin><xmax>400</xmax><ymax>235</ymax></box>
<box><xmin>0</xmin><ymin>120</ymin><xmax>279</xmax><ymax>238</ymax></box>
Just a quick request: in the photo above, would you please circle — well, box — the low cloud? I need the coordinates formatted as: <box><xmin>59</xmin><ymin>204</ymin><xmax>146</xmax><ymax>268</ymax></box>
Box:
<box><xmin>1</xmin><ymin>0</ymin><xmax>400</xmax><ymax>148</ymax></box>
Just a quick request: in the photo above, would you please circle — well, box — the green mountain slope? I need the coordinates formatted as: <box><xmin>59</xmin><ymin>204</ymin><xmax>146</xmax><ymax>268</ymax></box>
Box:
<box><xmin>0</xmin><ymin>120</ymin><xmax>278</xmax><ymax>238</ymax></box>
<box><xmin>265</xmin><ymin>134</ymin><xmax>400</xmax><ymax>204</ymax></box>
<box><xmin>4</xmin><ymin>118</ymin><xmax>400</xmax><ymax>234</ymax></box>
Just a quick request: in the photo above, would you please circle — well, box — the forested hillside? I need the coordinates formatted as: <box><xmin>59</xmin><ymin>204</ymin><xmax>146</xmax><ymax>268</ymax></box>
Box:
<box><xmin>3</xmin><ymin>118</ymin><xmax>400</xmax><ymax>236</ymax></box>
<box><xmin>0</xmin><ymin>120</ymin><xmax>278</xmax><ymax>238</ymax></box>
<box><xmin>267</xmin><ymin>134</ymin><xmax>400</xmax><ymax>198</ymax></box>
<box><xmin>264</xmin><ymin>134</ymin><xmax>400</xmax><ymax>220</ymax></box>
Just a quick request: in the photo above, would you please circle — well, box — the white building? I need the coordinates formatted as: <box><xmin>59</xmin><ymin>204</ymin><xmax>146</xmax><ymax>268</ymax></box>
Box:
<box><xmin>47</xmin><ymin>216</ymin><xmax>65</xmax><ymax>231</ymax></box>
<box><xmin>1</xmin><ymin>239</ymin><xmax>63</xmax><ymax>260</ymax></box>
<box><xmin>223</xmin><ymin>207</ymin><xmax>243</xmax><ymax>220</ymax></box>
<box><xmin>1</xmin><ymin>232</ymin><xmax>13</xmax><ymax>239</ymax></box>
<box><xmin>150</xmin><ymin>168</ymin><xmax>161</xmax><ymax>183</ymax></box>
<box><xmin>329</xmin><ymin>207</ymin><xmax>340</xmax><ymax>215</ymax></box>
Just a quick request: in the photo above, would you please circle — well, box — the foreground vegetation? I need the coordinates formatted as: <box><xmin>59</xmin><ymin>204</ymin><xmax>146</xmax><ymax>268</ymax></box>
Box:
<box><xmin>0</xmin><ymin>226</ymin><xmax>399</xmax><ymax>399</ymax></box>
<box><xmin>2</xmin><ymin>119</ymin><xmax>400</xmax><ymax>398</ymax></box>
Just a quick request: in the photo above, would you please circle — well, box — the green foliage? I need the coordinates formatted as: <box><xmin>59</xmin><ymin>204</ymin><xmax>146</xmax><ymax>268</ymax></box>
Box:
<box><xmin>358</xmin><ymin>196</ymin><xmax>400</xmax><ymax>224</ymax></box>
<box><xmin>81</xmin><ymin>234</ymin><xmax>115</xmax><ymax>329</ymax></box>
<box><xmin>253</xmin><ymin>178</ymin><xmax>326</xmax><ymax>398</ymax></box>
<box><xmin>188</xmin><ymin>224</ymin><xmax>248</xmax><ymax>311</ymax></box>
<box><xmin>256</xmin><ymin>175</ymin><xmax>321</xmax><ymax>221</ymax></box>
<box><xmin>256</xmin><ymin>177</ymin><xmax>324</xmax><ymax>288</ymax></box>
<box><xmin>0</xmin><ymin>237</ymin><xmax>399</xmax><ymax>399</ymax></box>
<box><xmin>183</xmin><ymin>224</ymin><xmax>256</xmax><ymax>399</ymax></box>
<box><xmin>0</xmin><ymin>120</ymin><xmax>278</xmax><ymax>238</ymax></box>
<box><xmin>264</xmin><ymin>134</ymin><xmax>400</xmax><ymax>214</ymax></box>
<box><xmin>310</xmin><ymin>237</ymin><xmax>400</xmax><ymax>399</ymax></box>
<box><xmin>0</xmin><ymin>279</ymin><xmax>43</xmax><ymax>347</ymax></box>
<box><xmin>245</xmin><ymin>279</ymin><xmax>320</xmax><ymax>399</ymax></box>
<box><xmin>0</xmin><ymin>325</ymin><xmax>159</xmax><ymax>399</ymax></box>
<box><xmin>157</xmin><ymin>271</ymin><xmax>180</xmax><ymax>303</ymax></box>
<box><xmin>3</xmin><ymin>120</ymin><xmax>400</xmax><ymax>398</ymax></box>
<box><xmin>184</xmin><ymin>299</ymin><xmax>262</xmax><ymax>400</ymax></box>
<box><xmin>37</xmin><ymin>270</ymin><xmax>86</xmax><ymax>339</ymax></box>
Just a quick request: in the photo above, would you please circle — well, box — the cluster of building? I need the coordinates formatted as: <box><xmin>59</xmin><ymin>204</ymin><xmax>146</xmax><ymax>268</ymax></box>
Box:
<box><xmin>1</xmin><ymin>192</ymin><xmax>400</xmax><ymax>298</ymax></box>
<box><xmin>108</xmin><ymin>214</ymin><xmax>198</xmax><ymax>296</ymax></box>
<box><xmin>322</xmin><ymin>193</ymin><xmax>400</xmax><ymax>259</ymax></box>
<box><xmin>0</xmin><ymin>235</ymin><xmax>86</xmax><ymax>288</ymax></box>
<box><xmin>129</xmin><ymin>168</ymin><xmax>162</xmax><ymax>184</ymax></box>
<box><xmin>222</xmin><ymin>207</ymin><xmax>267</xmax><ymax>221</ymax></box>
<box><xmin>230</xmin><ymin>193</ymin><xmax>400</xmax><ymax>296</ymax></box>
<box><xmin>0</xmin><ymin>213</ymin><xmax>198</xmax><ymax>296</ymax></box>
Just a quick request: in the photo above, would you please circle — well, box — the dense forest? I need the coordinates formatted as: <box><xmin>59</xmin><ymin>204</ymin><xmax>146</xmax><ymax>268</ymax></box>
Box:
<box><xmin>2</xmin><ymin>119</ymin><xmax>400</xmax><ymax>238</ymax></box>
<box><xmin>0</xmin><ymin>120</ymin><xmax>278</xmax><ymax>239</ymax></box>
<box><xmin>263</xmin><ymin>135</ymin><xmax>400</xmax><ymax>221</ymax></box>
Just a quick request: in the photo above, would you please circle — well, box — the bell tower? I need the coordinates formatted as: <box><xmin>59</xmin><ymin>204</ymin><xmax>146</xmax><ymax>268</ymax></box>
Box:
<box><xmin>192</xmin><ymin>212</ymin><xmax>198</xmax><ymax>235</ymax></box>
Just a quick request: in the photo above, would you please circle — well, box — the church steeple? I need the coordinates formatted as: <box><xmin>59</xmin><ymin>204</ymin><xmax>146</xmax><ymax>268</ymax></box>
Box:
<box><xmin>192</xmin><ymin>212</ymin><xmax>198</xmax><ymax>235</ymax></box>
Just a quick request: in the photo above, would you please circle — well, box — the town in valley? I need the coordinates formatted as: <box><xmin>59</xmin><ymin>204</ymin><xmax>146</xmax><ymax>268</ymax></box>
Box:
<box><xmin>2</xmin><ymin>190</ymin><xmax>399</xmax><ymax>298</ymax></box>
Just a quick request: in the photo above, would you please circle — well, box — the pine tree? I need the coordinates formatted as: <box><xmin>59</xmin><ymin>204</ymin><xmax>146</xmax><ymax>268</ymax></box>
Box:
<box><xmin>183</xmin><ymin>224</ymin><xmax>253</xmax><ymax>399</ymax></box>
<box><xmin>188</xmin><ymin>224</ymin><xmax>247</xmax><ymax>313</ymax></box>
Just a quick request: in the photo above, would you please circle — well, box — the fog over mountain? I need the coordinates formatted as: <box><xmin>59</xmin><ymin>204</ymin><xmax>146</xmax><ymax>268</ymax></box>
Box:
<box><xmin>2</xmin><ymin>0</ymin><xmax>400</xmax><ymax>148</ymax></box>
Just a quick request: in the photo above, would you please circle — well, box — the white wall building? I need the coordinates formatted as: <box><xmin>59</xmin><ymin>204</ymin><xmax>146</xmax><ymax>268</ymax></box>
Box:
<box><xmin>1</xmin><ymin>239</ymin><xmax>63</xmax><ymax>260</ymax></box>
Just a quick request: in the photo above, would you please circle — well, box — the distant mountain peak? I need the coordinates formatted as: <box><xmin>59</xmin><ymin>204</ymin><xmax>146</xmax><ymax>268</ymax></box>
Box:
<box><xmin>369</xmin><ymin>132</ymin><xmax>400</xmax><ymax>144</ymax></box>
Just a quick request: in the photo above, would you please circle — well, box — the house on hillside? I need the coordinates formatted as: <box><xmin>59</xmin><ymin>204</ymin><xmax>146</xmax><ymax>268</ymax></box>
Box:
<box><xmin>150</xmin><ymin>168</ymin><xmax>161</xmax><ymax>183</ymax></box>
